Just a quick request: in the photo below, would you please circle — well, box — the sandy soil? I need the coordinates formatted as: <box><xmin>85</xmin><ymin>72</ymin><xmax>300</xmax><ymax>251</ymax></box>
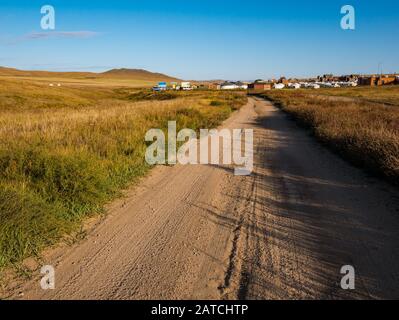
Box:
<box><xmin>7</xmin><ymin>97</ymin><xmax>399</xmax><ymax>300</ymax></box>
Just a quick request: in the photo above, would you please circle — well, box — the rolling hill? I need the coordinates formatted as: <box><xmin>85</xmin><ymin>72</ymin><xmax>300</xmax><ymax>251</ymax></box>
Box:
<box><xmin>101</xmin><ymin>68</ymin><xmax>180</xmax><ymax>82</ymax></box>
<box><xmin>0</xmin><ymin>67</ymin><xmax>180</xmax><ymax>82</ymax></box>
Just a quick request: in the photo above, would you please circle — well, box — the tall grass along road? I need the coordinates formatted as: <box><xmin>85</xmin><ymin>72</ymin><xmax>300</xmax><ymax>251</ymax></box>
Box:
<box><xmin>260</xmin><ymin>88</ymin><xmax>399</xmax><ymax>184</ymax></box>
<box><xmin>0</xmin><ymin>79</ymin><xmax>246</xmax><ymax>273</ymax></box>
<box><xmin>5</xmin><ymin>97</ymin><xmax>399</xmax><ymax>299</ymax></box>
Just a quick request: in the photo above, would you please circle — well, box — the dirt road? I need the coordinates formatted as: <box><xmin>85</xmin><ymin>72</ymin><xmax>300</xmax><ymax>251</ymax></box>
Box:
<box><xmin>10</xmin><ymin>97</ymin><xmax>399</xmax><ymax>300</ymax></box>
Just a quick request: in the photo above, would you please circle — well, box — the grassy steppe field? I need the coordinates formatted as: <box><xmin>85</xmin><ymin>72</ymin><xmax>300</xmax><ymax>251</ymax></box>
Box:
<box><xmin>260</xmin><ymin>86</ymin><xmax>399</xmax><ymax>183</ymax></box>
<box><xmin>0</xmin><ymin>77</ymin><xmax>246</xmax><ymax>270</ymax></box>
<box><xmin>315</xmin><ymin>85</ymin><xmax>399</xmax><ymax>106</ymax></box>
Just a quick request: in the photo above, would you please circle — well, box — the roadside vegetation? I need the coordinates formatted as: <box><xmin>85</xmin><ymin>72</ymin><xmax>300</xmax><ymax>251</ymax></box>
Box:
<box><xmin>260</xmin><ymin>88</ymin><xmax>399</xmax><ymax>183</ymax></box>
<box><xmin>315</xmin><ymin>85</ymin><xmax>399</xmax><ymax>106</ymax></box>
<box><xmin>0</xmin><ymin>78</ymin><xmax>246</xmax><ymax>270</ymax></box>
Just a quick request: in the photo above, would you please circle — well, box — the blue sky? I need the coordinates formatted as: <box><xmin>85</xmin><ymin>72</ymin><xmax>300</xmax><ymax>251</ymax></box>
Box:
<box><xmin>0</xmin><ymin>0</ymin><xmax>398</xmax><ymax>80</ymax></box>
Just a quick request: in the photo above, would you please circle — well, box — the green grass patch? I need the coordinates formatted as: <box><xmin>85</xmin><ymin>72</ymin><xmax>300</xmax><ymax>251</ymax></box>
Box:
<box><xmin>0</xmin><ymin>80</ymin><xmax>247</xmax><ymax>270</ymax></box>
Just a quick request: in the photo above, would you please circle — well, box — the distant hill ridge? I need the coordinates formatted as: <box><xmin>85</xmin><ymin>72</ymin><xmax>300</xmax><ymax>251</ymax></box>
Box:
<box><xmin>0</xmin><ymin>66</ymin><xmax>180</xmax><ymax>82</ymax></box>
<box><xmin>101</xmin><ymin>68</ymin><xmax>180</xmax><ymax>81</ymax></box>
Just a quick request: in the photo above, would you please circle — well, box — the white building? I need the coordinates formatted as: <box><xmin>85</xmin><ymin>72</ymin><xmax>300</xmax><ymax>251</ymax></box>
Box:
<box><xmin>181</xmin><ymin>82</ymin><xmax>193</xmax><ymax>90</ymax></box>
<box><xmin>220</xmin><ymin>82</ymin><xmax>239</xmax><ymax>90</ymax></box>
<box><xmin>288</xmin><ymin>83</ymin><xmax>301</xmax><ymax>89</ymax></box>
<box><xmin>235</xmin><ymin>81</ymin><xmax>248</xmax><ymax>90</ymax></box>
<box><xmin>274</xmin><ymin>83</ymin><xmax>285</xmax><ymax>90</ymax></box>
<box><xmin>220</xmin><ymin>81</ymin><xmax>248</xmax><ymax>90</ymax></box>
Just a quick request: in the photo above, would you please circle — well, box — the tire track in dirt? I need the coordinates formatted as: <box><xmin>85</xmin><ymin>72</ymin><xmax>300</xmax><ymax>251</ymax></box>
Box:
<box><xmin>5</xmin><ymin>97</ymin><xmax>399</xmax><ymax>300</ymax></box>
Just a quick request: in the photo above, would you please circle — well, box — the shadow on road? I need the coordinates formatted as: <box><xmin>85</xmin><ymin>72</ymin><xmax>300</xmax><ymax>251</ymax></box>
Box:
<box><xmin>200</xmin><ymin>98</ymin><xmax>399</xmax><ymax>299</ymax></box>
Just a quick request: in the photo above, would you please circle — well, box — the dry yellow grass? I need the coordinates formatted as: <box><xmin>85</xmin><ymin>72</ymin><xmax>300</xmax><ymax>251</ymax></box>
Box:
<box><xmin>0</xmin><ymin>66</ymin><xmax>180</xmax><ymax>88</ymax></box>
<box><xmin>0</xmin><ymin>77</ymin><xmax>246</xmax><ymax>269</ymax></box>
<box><xmin>0</xmin><ymin>75</ymin><xmax>157</xmax><ymax>88</ymax></box>
<box><xmin>315</xmin><ymin>85</ymin><xmax>399</xmax><ymax>106</ymax></box>
<box><xmin>260</xmin><ymin>88</ymin><xmax>399</xmax><ymax>183</ymax></box>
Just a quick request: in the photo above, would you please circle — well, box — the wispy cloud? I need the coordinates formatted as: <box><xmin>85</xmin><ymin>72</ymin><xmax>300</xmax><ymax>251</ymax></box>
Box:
<box><xmin>5</xmin><ymin>31</ymin><xmax>101</xmax><ymax>45</ymax></box>
<box><xmin>26</xmin><ymin>31</ymin><xmax>100</xmax><ymax>40</ymax></box>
